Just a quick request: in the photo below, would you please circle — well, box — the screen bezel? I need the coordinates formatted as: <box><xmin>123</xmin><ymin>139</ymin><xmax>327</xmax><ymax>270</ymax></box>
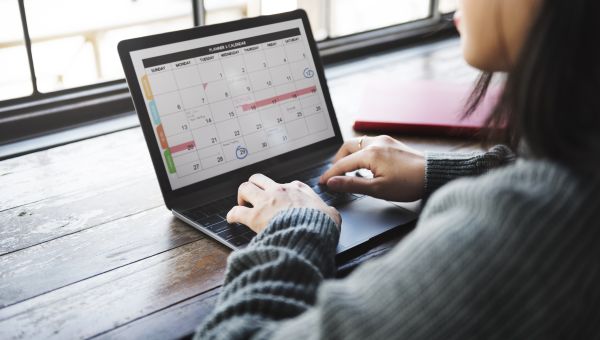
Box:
<box><xmin>118</xmin><ymin>10</ymin><xmax>343</xmax><ymax>207</ymax></box>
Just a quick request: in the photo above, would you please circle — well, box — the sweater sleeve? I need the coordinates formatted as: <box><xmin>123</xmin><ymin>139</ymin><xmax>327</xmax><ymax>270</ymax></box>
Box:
<box><xmin>424</xmin><ymin>144</ymin><xmax>515</xmax><ymax>198</ymax></box>
<box><xmin>195</xmin><ymin>207</ymin><xmax>340</xmax><ymax>340</ymax></box>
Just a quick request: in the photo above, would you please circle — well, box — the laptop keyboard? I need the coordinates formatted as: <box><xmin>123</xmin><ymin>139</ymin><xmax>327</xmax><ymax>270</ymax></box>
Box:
<box><xmin>181</xmin><ymin>163</ymin><xmax>364</xmax><ymax>249</ymax></box>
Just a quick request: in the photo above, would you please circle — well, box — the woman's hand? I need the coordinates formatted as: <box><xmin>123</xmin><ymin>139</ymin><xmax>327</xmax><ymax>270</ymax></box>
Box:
<box><xmin>319</xmin><ymin>135</ymin><xmax>426</xmax><ymax>202</ymax></box>
<box><xmin>227</xmin><ymin>173</ymin><xmax>341</xmax><ymax>234</ymax></box>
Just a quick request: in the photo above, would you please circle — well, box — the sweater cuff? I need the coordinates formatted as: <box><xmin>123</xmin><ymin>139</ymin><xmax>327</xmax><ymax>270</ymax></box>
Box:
<box><xmin>249</xmin><ymin>208</ymin><xmax>340</xmax><ymax>274</ymax></box>
<box><xmin>424</xmin><ymin>145</ymin><xmax>515</xmax><ymax>198</ymax></box>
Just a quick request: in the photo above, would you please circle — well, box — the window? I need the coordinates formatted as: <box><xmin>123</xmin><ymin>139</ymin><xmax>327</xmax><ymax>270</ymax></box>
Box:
<box><xmin>2</xmin><ymin>0</ymin><xmax>456</xmax><ymax>102</ymax></box>
<box><xmin>0</xmin><ymin>0</ymin><xmax>33</xmax><ymax>101</ymax></box>
<box><xmin>439</xmin><ymin>0</ymin><xmax>458</xmax><ymax>13</ymax></box>
<box><xmin>205</xmin><ymin>0</ymin><xmax>432</xmax><ymax>39</ymax></box>
<box><xmin>0</xmin><ymin>0</ymin><xmax>456</xmax><ymax>150</ymax></box>
<box><xmin>25</xmin><ymin>0</ymin><xmax>194</xmax><ymax>93</ymax></box>
<box><xmin>329</xmin><ymin>0</ymin><xmax>429</xmax><ymax>37</ymax></box>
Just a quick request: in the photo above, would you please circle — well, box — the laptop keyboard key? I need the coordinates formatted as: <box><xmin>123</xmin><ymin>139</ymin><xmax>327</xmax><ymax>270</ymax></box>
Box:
<box><xmin>217</xmin><ymin>227</ymin><xmax>236</xmax><ymax>240</ymax></box>
<box><xmin>229</xmin><ymin>236</ymin><xmax>250</xmax><ymax>248</ymax></box>
<box><xmin>206</xmin><ymin>220</ymin><xmax>229</xmax><ymax>233</ymax></box>
<box><xmin>196</xmin><ymin>214</ymin><xmax>223</xmax><ymax>226</ymax></box>
<box><xmin>215</xmin><ymin>199</ymin><xmax>232</xmax><ymax>211</ymax></box>
<box><xmin>299</xmin><ymin>177</ymin><xmax>315</xmax><ymax>187</ymax></box>
<box><xmin>228</xmin><ymin>223</ymin><xmax>249</xmax><ymax>234</ymax></box>
<box><xmin>330</xmin><ymin>195</ymin><xmax>353</xmax><ymax>206</ymax></box>
<box><xmin>185</xmin><ymin>209</ymin><xmax>206</xmax><ymax>220</ymax></box>
<box><xmin>242</xmin><ymin>229</ymin><xmax>256</xmax><ymax>238</ymax></box>
<box><xmin>200</xmin><ymin>203</ymin><xmax>221</xmax><ymax>216</ymax></box>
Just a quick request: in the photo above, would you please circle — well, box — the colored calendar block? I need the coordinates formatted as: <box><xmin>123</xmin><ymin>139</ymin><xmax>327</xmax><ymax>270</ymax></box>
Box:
<box><xmin>149</xmin><ymin>101</ymin><xmax>160</xmax><ymax>125</ymax></box>
<box><xmin>164</xmin><ymin>149</ymin><xmax>176</xmax><ymax>174</ymax></box>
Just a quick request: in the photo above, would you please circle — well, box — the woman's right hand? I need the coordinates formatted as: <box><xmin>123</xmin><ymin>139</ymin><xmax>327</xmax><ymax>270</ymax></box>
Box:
<box><xmin>319</xmin><ymin>135</ymin><xmax>426</xmax><ymax>202</ymax></box>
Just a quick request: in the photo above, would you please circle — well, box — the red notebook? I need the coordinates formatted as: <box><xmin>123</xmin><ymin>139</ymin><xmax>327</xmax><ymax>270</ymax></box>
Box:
<box><xmin>353</xmin><ymin>79</ymin><xmax>501</xmax><ymax>138</ymax></box>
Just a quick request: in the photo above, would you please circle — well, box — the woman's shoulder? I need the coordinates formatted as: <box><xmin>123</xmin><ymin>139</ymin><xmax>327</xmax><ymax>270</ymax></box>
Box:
<box><xmin>421</xmin><ymin>158</ymin><xmax>597</xmax><ymax>234</ymax></box>
<box><xmin>413</xmin><ymin>158</ymin><xmax>600</xmax><ymax>297</ymax></box>
<box><xmin>428</xmin><ymin>158</ymin><xmax>584</xmax><ymax>205</ymax></box>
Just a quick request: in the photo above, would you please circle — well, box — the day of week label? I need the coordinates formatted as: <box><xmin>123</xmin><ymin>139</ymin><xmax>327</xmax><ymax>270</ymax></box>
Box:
<box><xmin>221</xmin><ymin>50</ymin><xmax>239</xmax><ymax>58</ymax></box>
<box><xmin>198</xmin><ymin>55</ymin><xmax>215</xmax><ymax>62</ymax></box>
<box><xmin>150</xmin><ymin>65</ymin><xmax>166</xmax><ymax>73</ymax></box>
<box><xmin>174</xmin><ymin>60</ymin><xmax>192</xmax><ymax>68</ymax></box>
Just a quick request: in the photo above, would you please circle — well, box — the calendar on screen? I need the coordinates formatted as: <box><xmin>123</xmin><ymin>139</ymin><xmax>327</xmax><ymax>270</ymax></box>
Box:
<box><xmin>129</xmin><ymin>20</ymin><xmax>335</xmax><ymax>190</ymax></box>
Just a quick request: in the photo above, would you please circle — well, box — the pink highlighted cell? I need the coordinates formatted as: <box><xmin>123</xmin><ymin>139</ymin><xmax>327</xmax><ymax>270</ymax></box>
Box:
<box><xmin>170</xmin><ymin>140</ymin><xmax>196</xmax><ymax>154</ymax></box>
<box><xmin>241</xmin><ymin>85</ymin><xmax>317</xmax><ymax>112</ymax></box>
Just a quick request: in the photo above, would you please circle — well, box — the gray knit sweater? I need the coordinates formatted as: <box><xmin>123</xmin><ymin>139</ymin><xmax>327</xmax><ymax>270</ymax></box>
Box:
<box><xmin>195</xmin><ymin>145</ymin><xmax>600</xmax><ymax>339</ymax></box>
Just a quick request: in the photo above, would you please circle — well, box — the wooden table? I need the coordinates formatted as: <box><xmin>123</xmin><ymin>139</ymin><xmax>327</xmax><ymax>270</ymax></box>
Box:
<box><xmin>0</xmin><ymin>39</ymin><xmax>481</xmax><ymax>339</ymax></box>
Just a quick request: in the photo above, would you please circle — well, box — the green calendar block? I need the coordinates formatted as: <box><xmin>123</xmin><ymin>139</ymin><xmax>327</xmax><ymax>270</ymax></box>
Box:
<box><xmin>164</xmin><ymin>150</ymin><xmax>176</xmax><ymax>174</ymax></box>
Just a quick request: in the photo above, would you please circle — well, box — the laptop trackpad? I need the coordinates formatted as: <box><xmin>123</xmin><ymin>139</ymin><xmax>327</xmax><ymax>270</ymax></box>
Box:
<box><xmin>336</xmin><ymin>197</ymin><xmax>417</xmax><ymax>253</ymax></box>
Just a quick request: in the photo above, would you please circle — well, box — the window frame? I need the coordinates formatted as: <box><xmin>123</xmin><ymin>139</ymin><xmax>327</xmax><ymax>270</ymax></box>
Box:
<box><xmin>0</xmin><ymin>0</ymin><xmax>456</xmax><ymax>154</ymax></box>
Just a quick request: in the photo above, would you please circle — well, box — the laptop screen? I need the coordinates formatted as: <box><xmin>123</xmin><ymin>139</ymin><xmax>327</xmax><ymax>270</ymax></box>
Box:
<box><xmin>128</xmin><ymin>19</ymin><xmax>335</xmax><ymax>190</ymax></box>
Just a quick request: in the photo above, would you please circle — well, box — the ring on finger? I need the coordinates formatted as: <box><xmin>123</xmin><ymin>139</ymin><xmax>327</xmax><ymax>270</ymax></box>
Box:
<box><xmin>358</xmin><ymin>136</ymin><xmax>366</xmax><ymax>150</ymax></box>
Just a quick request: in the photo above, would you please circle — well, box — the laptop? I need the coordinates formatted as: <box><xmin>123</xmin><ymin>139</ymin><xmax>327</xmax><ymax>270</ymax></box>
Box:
<box><xmin>118</xmin><ymin>9</ymin><xmax>416</xmax><ymax>253</ymax></box>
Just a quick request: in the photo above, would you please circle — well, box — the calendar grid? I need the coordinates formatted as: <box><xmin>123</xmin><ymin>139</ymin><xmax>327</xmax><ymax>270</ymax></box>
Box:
<box><xmin>138</xmin><ymin>26</ymin><xmax>335</xmax><ymax>186</ymax></box>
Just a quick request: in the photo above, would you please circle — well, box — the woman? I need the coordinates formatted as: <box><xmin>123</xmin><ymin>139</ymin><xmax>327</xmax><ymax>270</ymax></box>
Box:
<box><xmin>197</xmin><ymin>0</ymin><xmax>600</xmax><ymax>338</ymax></box>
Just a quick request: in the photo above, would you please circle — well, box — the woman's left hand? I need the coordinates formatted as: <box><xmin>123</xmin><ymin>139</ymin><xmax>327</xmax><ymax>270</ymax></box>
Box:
<box><xmin>226</xmin><ymin>173</ymin><xmax>341</xmax><ymax>234</ymax></box>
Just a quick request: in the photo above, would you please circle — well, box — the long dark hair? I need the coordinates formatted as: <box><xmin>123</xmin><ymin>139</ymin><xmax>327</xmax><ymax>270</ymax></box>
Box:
<box><xmin>467</xmin><ymin>0</ymin><xmax>600</xmax><ymax>175</ymax></box>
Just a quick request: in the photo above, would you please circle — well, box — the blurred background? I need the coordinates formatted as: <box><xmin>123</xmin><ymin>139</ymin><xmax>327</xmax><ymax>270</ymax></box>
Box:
<box><xmin>0</xmin><ymin>0</ymin><xmax>457</xmax><ymax>102</ymax></box>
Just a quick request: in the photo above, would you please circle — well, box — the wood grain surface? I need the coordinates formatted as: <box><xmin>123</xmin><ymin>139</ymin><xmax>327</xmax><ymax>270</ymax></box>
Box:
<box><xmin>0</xmin><ymin>240</ymin><xmax>228</xmax><ymax>339</ymax></box>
